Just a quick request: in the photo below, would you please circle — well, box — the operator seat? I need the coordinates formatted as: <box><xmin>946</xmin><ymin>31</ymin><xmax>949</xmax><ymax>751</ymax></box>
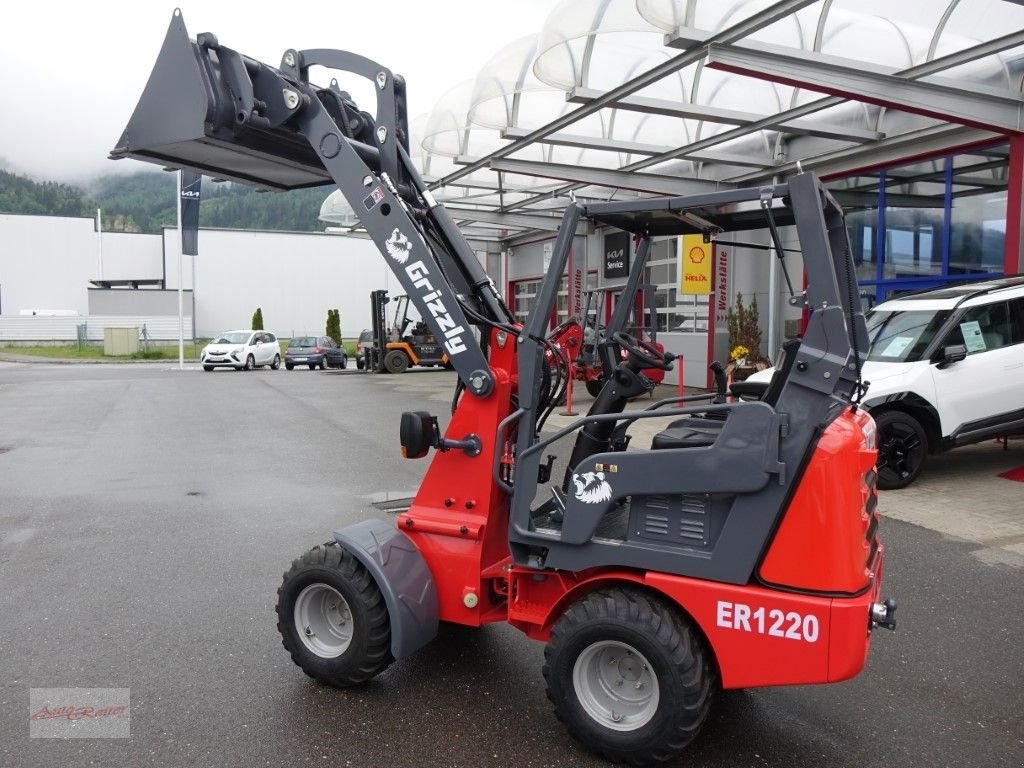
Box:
<box><xmin>650</xmin><ymin>339</ymin><xmax>800</xmax><ymax>450</ymax></box>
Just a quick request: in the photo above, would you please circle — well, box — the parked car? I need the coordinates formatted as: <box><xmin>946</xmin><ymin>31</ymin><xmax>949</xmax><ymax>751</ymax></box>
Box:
<box><xmin>355</xmin><ymin>328</ymin><xmax>374</xmax><ymax>370</ymax></box>
<box><xmin>747</xmin><ymin>276</ymin><xmax>1024</xmax><ymax>489</ymax></box>
<box><xmin>285</xmin><ymin>336</ymin><xmax>347</xmax><ymax>370</ymax></box>
<box><xmin>202</xmin><ymin>330</ymin><xmax>280</xmax><ymax>371</ymax></box>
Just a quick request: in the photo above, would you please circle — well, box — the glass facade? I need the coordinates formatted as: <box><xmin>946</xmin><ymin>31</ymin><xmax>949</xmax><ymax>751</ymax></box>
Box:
<box><xmin>644</xmin><ymin>238</ymin><xmax>710</xmax><ymax>334</ymax></box>
<box><xmin>835</xmin><ymin>143</ymin><xmax>1009</xmax><ymax>306</ymax></box>
<box><xmin>511</xmin><ymin>271</ymin><xmax>597</xmax><ymax>326</ymax></box>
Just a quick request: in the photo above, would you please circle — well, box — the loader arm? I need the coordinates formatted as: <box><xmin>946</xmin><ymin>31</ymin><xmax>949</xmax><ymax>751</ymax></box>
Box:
<box><xmin>111</xmin><ymin>10</ymin><xmax>512</xmax><ymax>397</ymax></box>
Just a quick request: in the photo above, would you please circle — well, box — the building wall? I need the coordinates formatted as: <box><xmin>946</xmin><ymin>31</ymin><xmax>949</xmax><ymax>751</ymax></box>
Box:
<box><xmin>161</xmin><ymin>228</ymin><xmax>400</xmax><ymax>339</ymax></box>
<box><xmin>88</xmin><ymin>288</ymin><xmax>191</xmax><ymax>316</ymax></box>
<box><xmin>0</xmin><ymin>214</ymin><xmax>97</xmax><ymax>315</ymax></box>
<box><xmin>99</xmin><ymin>232</ymin><xmax>163</xmax><ymax>282</ymax></box>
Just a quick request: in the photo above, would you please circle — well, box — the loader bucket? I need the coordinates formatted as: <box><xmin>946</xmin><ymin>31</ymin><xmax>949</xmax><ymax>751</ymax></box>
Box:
<box><xmin>110</xmin><ymin>10</ymin><xmax>332</xmax><ymax>190</ymax></box>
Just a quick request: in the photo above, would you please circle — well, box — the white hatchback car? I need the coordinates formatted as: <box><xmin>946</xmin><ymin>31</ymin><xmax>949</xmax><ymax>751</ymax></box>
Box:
<box><xmin>747</xmin><ymin>277</ymin><xmax>1024</xmax><ymax>489</ymax></box>
<box><xmin>202</xmin><ymin>330</ymin><xmax>281</xmax><ymax>371</ymax></box>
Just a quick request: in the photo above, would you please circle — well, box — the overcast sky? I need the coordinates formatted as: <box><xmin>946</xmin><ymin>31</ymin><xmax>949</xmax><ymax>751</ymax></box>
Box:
<box><xmin>0</xmin><ymin>0</ymin><xmax>561</xmax><ymax>183</ymax></box>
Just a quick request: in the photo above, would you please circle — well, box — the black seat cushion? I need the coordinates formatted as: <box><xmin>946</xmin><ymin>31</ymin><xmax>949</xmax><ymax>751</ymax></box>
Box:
<box><xmin>650</xmin><ymin>340</ymin><xmax>802</xmax><ymax>451</ymax></box>
<box><xmin>651</xmin><ymin>422</ymin><xmax>721</xmax><ymax>450</ymax></box>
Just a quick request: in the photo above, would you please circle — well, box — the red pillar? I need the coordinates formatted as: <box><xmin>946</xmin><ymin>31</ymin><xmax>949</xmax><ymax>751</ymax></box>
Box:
<box><xmin>1005</xmin><ymin>134</ymin><xmax>1024</xmax><ymax>276</ymax></box>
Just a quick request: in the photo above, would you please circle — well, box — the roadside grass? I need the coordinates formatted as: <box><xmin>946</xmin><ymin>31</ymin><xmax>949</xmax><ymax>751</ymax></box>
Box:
<box><xmin>0</xmin><ymin>343</ymin><xmax>207</xmax><ymax>361</ymax></box>
<box><xmin>3</xmin><ymin>339</ymin><xmax>356</xmax><ymax>361</ymax></box>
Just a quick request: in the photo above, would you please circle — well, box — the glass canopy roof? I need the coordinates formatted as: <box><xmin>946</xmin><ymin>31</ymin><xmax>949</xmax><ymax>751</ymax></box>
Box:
<box><xmin>322</xmin><ymin>0</ymin><xmax>1024</xmax><ymax>244</ymax></box>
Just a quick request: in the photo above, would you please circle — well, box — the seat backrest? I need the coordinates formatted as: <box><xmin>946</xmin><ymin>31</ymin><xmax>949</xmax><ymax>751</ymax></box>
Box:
<box><xmin>761</xmin><ymin>339</ymin><xmax>801</xmax><ymax>407</ymax></box>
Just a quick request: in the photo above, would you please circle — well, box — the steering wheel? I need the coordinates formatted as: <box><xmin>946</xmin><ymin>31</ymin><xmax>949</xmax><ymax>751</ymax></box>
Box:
<box><xmin>611</xmin><ymin>331</ymin><xmax>674</xmax><ymax>371</ymax></box>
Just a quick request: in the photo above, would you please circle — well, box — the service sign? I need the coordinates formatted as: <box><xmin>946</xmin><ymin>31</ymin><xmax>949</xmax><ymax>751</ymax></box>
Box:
<box><xmin>603</xmin><ymin>231</ymin><xmax>630</xmax><ymax>279</ymax></box>
<box><xmin>679</xmin><ymin>234</ymin><xmax>713</xmax><ymax>295</ymax></box>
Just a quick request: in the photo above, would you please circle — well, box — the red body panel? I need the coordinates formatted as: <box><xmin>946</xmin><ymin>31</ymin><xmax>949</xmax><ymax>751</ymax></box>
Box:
<box><xmin>397</xmin><ymin>328</ymin><xmax>517</xmax><ymax>626</ymax></box>
<box><xmin>397</xmin><ymin>344</ymin><xmax>883</xmax><ymax>690</ymax></box>
<box><xmin>760</xmin><ymin>408</ymin><xmax>879</xmax><ymax>594</ymax></box>
<box><xmin>503</xmin><ymin>559</ymin><xmax>882</xmax><ymax>689</ymax></box>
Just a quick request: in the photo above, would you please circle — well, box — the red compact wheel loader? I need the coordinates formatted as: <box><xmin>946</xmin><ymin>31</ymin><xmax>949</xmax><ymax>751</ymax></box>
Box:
<box><xmin>113</xmin><ymin>13</ymin><xmax>896</xmax><ymax>764</ymax></box>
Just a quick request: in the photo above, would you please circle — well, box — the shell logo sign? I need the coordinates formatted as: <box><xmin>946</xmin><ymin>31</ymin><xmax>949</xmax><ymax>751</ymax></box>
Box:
<box><xmin>679</xmin><ymin>234</ymin><xmax>713</xmax><ymax>295</ymax></box>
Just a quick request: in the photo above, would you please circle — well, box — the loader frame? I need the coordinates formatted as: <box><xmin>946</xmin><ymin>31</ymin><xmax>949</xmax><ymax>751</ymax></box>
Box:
<box><xmin>112</xmin><ymin>13</ymin><xmax>893</xmax><ymax>759</ymax></box>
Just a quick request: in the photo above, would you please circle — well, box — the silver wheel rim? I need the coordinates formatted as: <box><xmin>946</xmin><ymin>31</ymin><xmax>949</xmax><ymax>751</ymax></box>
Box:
<box><xmin>572</xmin><ymin>640</ymin><xmax>659</xmax><ymax>731</ymax></box>
<box><xmin>294</xmin><ymin>584</ymin><xmax>354</xmax><ymax>659</ymax></box>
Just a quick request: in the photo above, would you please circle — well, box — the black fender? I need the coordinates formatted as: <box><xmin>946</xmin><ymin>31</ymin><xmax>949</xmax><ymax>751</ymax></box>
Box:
<box><xmin>332</xmin><ymin>518</ymin><xmax>438</xmax><ymax>660</ymax></box>
<box><xmin>862</xmin><ymin>392</ymin><xmax>941</xmax><ymax>450</ymax></box>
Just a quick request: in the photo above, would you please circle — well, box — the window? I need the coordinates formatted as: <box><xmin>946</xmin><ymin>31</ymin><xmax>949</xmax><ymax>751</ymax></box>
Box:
<box><xmin>950</xmin><ymin>302</ymin><xmax>1012</xmax><ymax>354</ymax></box>
<box><xmin>1010</xmin><ymin>298</ymin><xmax>1024</xmax><ymax>346</ymax></box>
<box><xmin>641</xmin><ymin>238</ymin><xmax>709</xmax><ymax>334</ymax></box>
<box><xmin>832</xmin><ymin>144</ymin><xmax>1009</xmax><ymax>303</ymax></box>
<box><xmin>866</xmin><ymin>308</ymin><xmax>950</xmax><ymax>362</ymax></box>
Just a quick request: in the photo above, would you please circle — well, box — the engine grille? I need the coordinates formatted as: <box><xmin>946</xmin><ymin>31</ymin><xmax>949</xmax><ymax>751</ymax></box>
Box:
<box><xmin>629</xmin><ymin>493</ymin><xmax>710</xmax><ymax>545</ymax></box>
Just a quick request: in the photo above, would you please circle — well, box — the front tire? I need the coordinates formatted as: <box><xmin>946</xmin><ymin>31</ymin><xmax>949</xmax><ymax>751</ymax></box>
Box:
<box><xmin>320</xmin><ymin>357</ymin><xmax>328</xmax><ymax>370</ymax></box>
<box><xmin>276</xmin><ymin>543</ymin><xmax>393</xmax><ymax>687</ymax></box>
<box><xmin>203</xmin><ymin>364</ymin><xmax>213</xmax><ymax>372</ymax></box>
<box><xmin>271</xmin><ymin>354</ymin><xmax>281</xmax><ymax>370</ymax></box>
<box><xmin>544</xmin><ymin>588</ymin><xmax>714</xmax><ymax>765</ymax></box>
<box><xmin>874</xmin><ymin>410</ymin><xmax>928</xmax><ymax>490</ymax></box>
<box><xmin>340</xmin><ymin>354</ymin><xmax>348</xmax><ymax>370</ymax></box>
<box><xmin>383</xmin><ymin>350</ymin><xmax>409</xmax><ymax>374</ymax></box>
<box><xmin>244</xmin><ymin>354</ymin><xmax>255</xmax><ymax>371</ymax></box>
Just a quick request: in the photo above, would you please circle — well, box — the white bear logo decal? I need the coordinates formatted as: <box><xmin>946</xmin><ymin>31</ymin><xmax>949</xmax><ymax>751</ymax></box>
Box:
<box><xmin>385</xmin><ymin>228</ymin><xmax>411</xmax><ymax>264</ymax></box>
<box><xmin>572</xmin><ymin>471</ymin><xmax>612</xmax><ymax>504</ymax></box>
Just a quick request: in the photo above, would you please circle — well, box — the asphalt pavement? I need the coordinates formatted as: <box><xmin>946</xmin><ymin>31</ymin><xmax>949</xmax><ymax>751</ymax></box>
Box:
<box><xmin>0</xmin><ymin>362</ymin><xmax>1021</xmax><ymax>768</ymax></box>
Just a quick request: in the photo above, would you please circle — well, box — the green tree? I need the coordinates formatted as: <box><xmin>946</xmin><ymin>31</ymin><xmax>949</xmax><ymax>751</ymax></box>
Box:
<box><xmin>326</xmin><ymin>309</ymin><xmax>342</xmax><ymax>345</ymax></box>
<box><xmin>252</xmin><ymin>307</ymin><xmax>264</xmax><ymax>331</ymax></box>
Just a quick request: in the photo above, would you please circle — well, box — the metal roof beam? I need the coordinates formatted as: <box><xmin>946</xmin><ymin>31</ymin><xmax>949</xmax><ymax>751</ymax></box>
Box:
<box><xmin>482</xmin><ymin>158</ymin><xmax>727</xmax><ymax>196</ymax></box>
<box><xmin>728</xmin><ymin>124</ymin><xmax>1000</xmax><ymax>183</ymax></box>
<box><xmin>431</xmin><ymin>177</ymin><xmax>563</xmax><ymax>195</ymax></box>
<box><xmin>500</xmin><ymin>126</ymin><xmax>769</xmax><ymax>167</ymax></box>
<box><xmin>431</xmin><ymin>0</ymin><xmax>817</xmax><ymax>189</ymax></box>
<box><xmin>618</xmin><ymin>30</ymin><xmax>1024</xmax><ymax>177</ymax></box>
<box><xmin>443</xmin><ymin>207</ymin><xmax>590</xmax><ymax>234</ymax></box>
<box><xmin>704</xmin><ymin>43</ymin><xmax>1024</xmax><ymax>132</ymax></box>
<box><xmin>566</xmin><ymin>86</ymin><xmax>882</xmax><ymax>142</ymax></box>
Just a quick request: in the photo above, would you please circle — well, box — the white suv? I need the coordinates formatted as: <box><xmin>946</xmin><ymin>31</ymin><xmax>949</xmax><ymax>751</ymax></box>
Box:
<box><xmin>858</xmin><ymin>277</ymin><xmax>1024</xmax><ymax>488</ymax></box>
<box><xmin>747</xmin><ymin>277</ymin><xmax>1024</xmax><ymax>489</ymax></box>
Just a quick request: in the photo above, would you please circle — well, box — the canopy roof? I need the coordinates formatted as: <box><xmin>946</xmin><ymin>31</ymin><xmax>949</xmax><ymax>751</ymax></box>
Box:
<box><xmin>323</xmin><ymin>0</ymin><xmax>1024</xmax><ymax>245</ymax></box>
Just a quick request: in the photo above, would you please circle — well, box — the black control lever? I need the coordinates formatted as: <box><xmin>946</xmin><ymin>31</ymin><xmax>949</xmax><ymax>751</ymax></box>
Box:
<box><xmin>400</xmin><ymin>411</ymin><xmax>481</xmax><ymax>458</ymax></box>
<box><xmin>437</xmin><ymin>432</ymin><xmax>482</xmax><ymax>457</ymax></box>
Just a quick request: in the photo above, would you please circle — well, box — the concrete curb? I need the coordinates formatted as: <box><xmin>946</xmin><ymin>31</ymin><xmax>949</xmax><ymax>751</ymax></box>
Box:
<box><xmin>0</xmin><ymin>353</ymin><xmax>194</xmax><ymax>365</ymax></box>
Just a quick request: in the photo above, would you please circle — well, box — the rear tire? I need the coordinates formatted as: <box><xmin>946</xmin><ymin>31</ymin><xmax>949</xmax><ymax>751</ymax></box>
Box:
<box><xmin>271</xmin><ymin>354</ymin><xmax>281</xmax><ymax>370</ymax></box>
<box><xmin>244</xmin><ymin>354</ymin><xmax>255</xmax><ymax>371</ymax></box>
<box><xmin>356</xmin><ymin>358</ymin><xmax>365</xmax><ymax>370</ymax></box>
<box><xmin>286</xmin><ymin>363</ymin><xmax>294</xmax><ymax>371</ymax></box>
<box><xmin>276</xmin><ymin>543</ymin><xmax>393</xmax><ymax>688</ymax></box>
<box><xmin>383</xmin><ymin>350</ymin><xmax>409</xmax><ymax>374</ymax></box>
<box><xmin>308</xmin><ymin>363</ymin><xmax>317</xmax><ymax>370</ymax></box>
<box><xmin>874</xmin><ymin>410</ymin><xmax>928</xmax><ymax>490</ymax></box>
<box><xmin>544</xmin><ymin>588</ymin><xmax>714</xmax><ymax>765</ymax></box>
<box><xmin>320</xmin><ymin>358</ymin><xmax>328</xmax><ymax>370</ymax></box>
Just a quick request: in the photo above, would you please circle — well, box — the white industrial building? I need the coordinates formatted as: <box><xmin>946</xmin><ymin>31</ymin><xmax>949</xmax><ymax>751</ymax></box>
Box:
<box><xmin>0</xmin><ymin>213</ymin><xmax>404</xmax><ymax>342</ymax></box>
